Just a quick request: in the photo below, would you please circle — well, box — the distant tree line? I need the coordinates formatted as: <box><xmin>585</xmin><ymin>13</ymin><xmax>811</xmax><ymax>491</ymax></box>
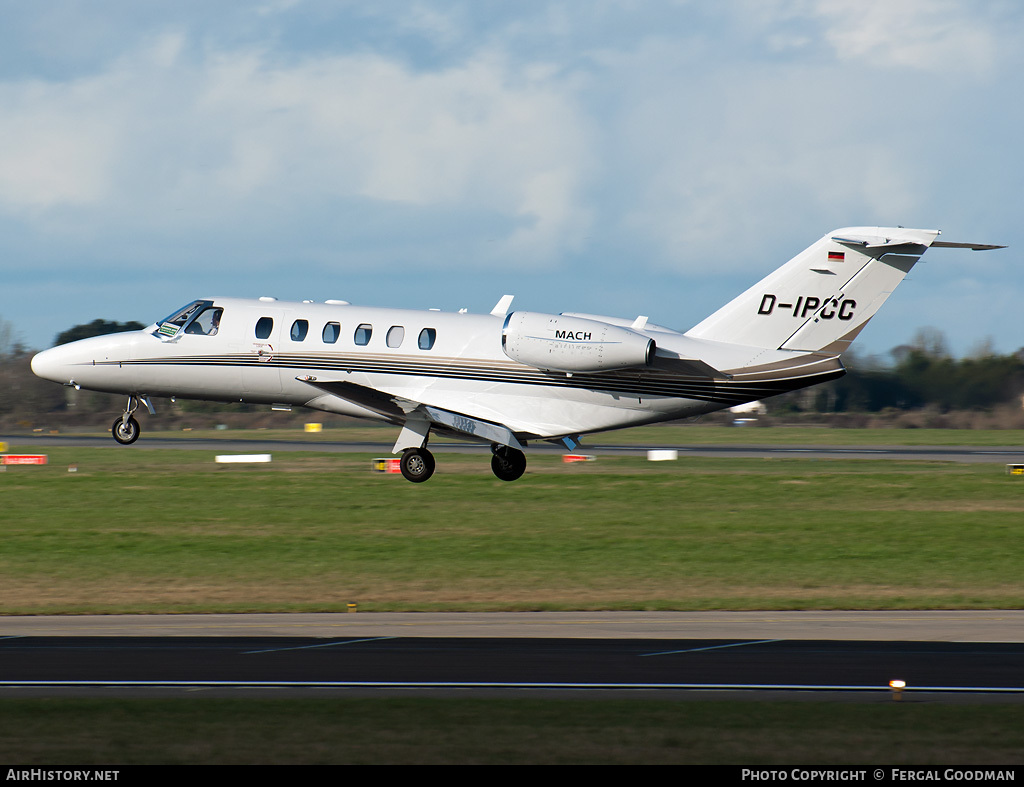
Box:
<box><xmin>54</xmin><ymin>319</ymin><xmax>145</xmax><ymax>346</ymax></box>
<box><xmin>2</xmin><ymin>318</ymin><xmax>1023</xmax><ymax>425</ymax></box>
<box><xmin>0</xmin><ymin>317</ymin><xmax>145</xmax><ymax>424</ymax></box>
<box><xmin>0</xmin><ymin>316</ymin><xmax>66</xmax><ymax>422</ymax></box>
<box><xmin>804</xmin><ymin>330</ymin><xmax>1024</xmax><ymax>413</ymax></box>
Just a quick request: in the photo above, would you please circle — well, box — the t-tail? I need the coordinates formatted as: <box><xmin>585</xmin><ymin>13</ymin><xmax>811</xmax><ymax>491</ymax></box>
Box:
<box><xmin>685</xmin><ymin>227</ymin><xmax>1003</xmax><ymax>355</ymax></box>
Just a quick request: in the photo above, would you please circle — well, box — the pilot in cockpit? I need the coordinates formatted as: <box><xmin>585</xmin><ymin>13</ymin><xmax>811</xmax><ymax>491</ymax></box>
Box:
<box><xmin>184</xmin><ymin>307</ymin><xmax>223</xmax><ymax>336</ymax></box>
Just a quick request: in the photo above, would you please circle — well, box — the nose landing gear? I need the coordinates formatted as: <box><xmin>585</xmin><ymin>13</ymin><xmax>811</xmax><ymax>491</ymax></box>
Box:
<box><xmin>112</xmin><ymin>414</ymin><xmax>140</xmax><ymax>445</ymax></box>
<box><xmin>111</xmin><ymin>395</ymin><xmax>154</xmax><ymax>445</ymax></box>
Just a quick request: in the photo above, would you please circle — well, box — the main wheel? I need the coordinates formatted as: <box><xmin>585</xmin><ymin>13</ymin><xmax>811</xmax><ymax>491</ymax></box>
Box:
<box><xmin>490</xmin><ymin>446</ymin><xmax>526</xmax><ymax>482</ymax></box>
<box><xmin>400</xmin><ymin>447</ymin><xmax>435</xmax><ymax>483</ymax></box>
<box><xmin>112</xmin><ymin>416</ymin><xmax>140</xmax><ymax>445</ymax></box>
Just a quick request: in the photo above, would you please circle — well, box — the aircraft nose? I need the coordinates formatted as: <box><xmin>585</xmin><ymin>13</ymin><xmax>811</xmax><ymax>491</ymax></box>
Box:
<box><xmin>32</xmin><ymin>332</ymin><xmax>141</xmax><ymax>390</ymax></box>
<box><xmin>31</xmin><ymin>345</ymin><xmax>72</xmax><ymax>385</ymax></box>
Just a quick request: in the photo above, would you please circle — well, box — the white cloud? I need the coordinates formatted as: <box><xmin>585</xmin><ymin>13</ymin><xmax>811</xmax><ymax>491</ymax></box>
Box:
<box><xmin>588</xmin><ymin>37</ymin><xmax>930</xmax><ymax>273</ymax></box>
<box><xmin>0</xmin><ymin>35</ymin><xmax>595</xmax><ymax>265</ymax></box>
<box><xmin>806</xmin><ymin>0</ymin><xmax>998</xmax><ymax>76</ymax></box>
<box><xmin>0</xmin><ymin>75</ymin><xmax>121</xmax><ymax>210</ymax></box>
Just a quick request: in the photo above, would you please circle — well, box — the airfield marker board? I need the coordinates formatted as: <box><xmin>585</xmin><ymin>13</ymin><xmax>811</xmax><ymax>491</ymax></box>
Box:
<box><xmin>372</xmin><ymin>458</ymin><xmax>402</xmax><ymax>474</ymax></box>
<box><xmin>214</xmin><ymin>454</ymin><xmax>272</xmax><ymax>464</ymax></box>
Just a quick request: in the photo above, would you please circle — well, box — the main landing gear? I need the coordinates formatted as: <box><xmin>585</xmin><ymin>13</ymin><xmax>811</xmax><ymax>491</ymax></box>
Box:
<box><xmin>396</xmin><ymin>443</ymin><xmax>528</xmax><ymax>483</ymax></box>
<box><xmin>490</xmin><ymin>444</ymin><xmax>527</xmax><ymax>482</ymax></box>
<box><xmin>400</xmin><ymin>447</ymin><xmax>435</xmax><ymax>483</ymax></box>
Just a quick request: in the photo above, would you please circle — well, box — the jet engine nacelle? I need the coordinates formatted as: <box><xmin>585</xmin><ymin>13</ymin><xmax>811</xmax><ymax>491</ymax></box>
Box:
<box><xmin>502</xmin><ymin>311</ymin><xmax>656</xmax><ymax>373</ymax></box>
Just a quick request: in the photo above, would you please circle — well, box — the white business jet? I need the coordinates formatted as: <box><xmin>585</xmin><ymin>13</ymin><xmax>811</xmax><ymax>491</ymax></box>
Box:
<box><xmin>31</xmin><ymin>227</ymin><xmax>1002</xmax><ymax>482</ymax></box>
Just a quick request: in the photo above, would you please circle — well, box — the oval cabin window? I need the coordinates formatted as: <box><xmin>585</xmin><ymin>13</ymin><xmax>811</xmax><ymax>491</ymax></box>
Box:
<box><xmin>354</xmin><ymin>324</ymin><xmax>372</xmax><ymax>346</ymax></box>
<box><xmin>255</xmin><ymin>317</ymin><xmax>274</xmax><ymax>339</ymax></box>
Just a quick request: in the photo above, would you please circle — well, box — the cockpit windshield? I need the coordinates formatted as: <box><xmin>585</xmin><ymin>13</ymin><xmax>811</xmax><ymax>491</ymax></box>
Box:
<box><xmin>185</xmin><ymin>307</ymin><xmax>223</xmax><ymax>336</ymax></box>
<box><xmin>154</xmin><ymin>300</ymin><xmax>215</xmax><ymax>338</ymax></box>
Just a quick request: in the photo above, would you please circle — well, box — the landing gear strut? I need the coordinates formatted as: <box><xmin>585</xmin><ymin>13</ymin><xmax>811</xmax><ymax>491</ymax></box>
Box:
<box><xmin>400</xmin><ymin>447</ymin><xmax>435</xmax><ymax>483</ymax></box>
<box><xmin>491</xmin><ymin>444</ymin><xmax>527</xmax><ymax>482</ymax></box>
<box><xmin>111</xmin><ymin>396</ymin><xmax>142</xmax><ymax>445</ymax></box>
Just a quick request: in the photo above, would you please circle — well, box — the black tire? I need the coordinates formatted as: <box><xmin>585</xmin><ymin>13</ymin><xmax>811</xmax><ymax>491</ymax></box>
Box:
<box><xmin>490</xmin><ymin>446</ymin><xmax>526</xmax><ymax>482</ymax></box>
<box><xmin>400</xmin><ymin>448</ymin><xmax>435</xmax><ymax>483</ymax></box>
<box><xmin>112</xmin><ymin>416</ymin><xmax>140</xmax><ymax>445</ymax></box>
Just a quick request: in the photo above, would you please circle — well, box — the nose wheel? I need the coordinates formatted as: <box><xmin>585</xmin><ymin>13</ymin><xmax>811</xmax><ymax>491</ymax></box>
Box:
<box><xmin>111</xmin><ymin>395</ymin><xmax>143</xmax><ymax>445</ymax></box>
<box><xmin>112</xmin><ymin>415</ymin><xmax>140</xmax><ymax>445</ymax></box>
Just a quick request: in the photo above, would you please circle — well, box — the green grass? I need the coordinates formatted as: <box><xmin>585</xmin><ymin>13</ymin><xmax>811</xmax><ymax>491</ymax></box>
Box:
<box><xmin>593</xmin><ymin>424</ymin><xmax>1024</xmax><ymax>447</ymax></box>
<box><xmin>2</xmin><ymin>445</ymin><xmax>1022</xmax><ymax>613</ymax></box>
<box><xmin>0</xmin><ymin>698</ymin><xmax>1021</xmax><ymax>764</ymax></box>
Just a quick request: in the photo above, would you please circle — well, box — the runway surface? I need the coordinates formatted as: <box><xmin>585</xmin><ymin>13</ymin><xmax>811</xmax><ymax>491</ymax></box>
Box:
<box><xmin>2</xmin><ymin>611</ymin><xmax>1022</xmax><ymax>640</ymax></box>
<box><xmin>1</xmin><ymin>613</ymin><xmax>1021</xmax><ymax>700</ymax></box>
<box><xmin>5</xmin><ymin>433</ymin><xmax>1024</xmax><ymax>463</ymax></box>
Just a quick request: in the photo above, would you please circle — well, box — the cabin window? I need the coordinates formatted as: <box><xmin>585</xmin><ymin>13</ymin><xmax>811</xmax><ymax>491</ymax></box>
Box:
<box><xmin>386</xmin><ymin>326</ymin><xmax>405</xmax><ymax>348</ymax></box>
<box><xmin>184</xmin><ymin>307</ymin><xmax>223</xmax><ymax>336</ymax></box>
<box><xmin>255</xmin><ymin>317</ymin><xmax>274</xmax><ymax>339</ymax></box>
<box><xmin>354</xmin><ymin>323</ymin><xmax>373</xmax><ymax>346</ymax></box>
<box><xmin>322</xmin><ymin>322</ymin><xmax>340</xmax><ymax>344</ymax></box>
<box><xmin>290</xmin><ymin>319</ymin><xmax>309</xmax><ymax>342</ymax></box>
<box><xmin>418</xmin><ymin>328</ymin><xmax>436</xmax><ymax>350</ymax></box>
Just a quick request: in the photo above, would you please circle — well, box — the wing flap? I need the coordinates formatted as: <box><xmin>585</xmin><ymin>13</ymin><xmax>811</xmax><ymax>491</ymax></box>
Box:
<box><xmin>421</xmin><ymin>405</ymin><xmax>523</xmax><ymax>449</ymax></box>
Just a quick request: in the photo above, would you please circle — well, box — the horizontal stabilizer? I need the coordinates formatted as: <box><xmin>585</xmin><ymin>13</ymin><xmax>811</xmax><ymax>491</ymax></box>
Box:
<box><xmin>834</xmin><ymin>235</ymin><xmax>1006</xmax><ymax>252</ymax></box>
<box><xmin>931</xmin><ymin>241</ymin><xmax>1007</xmax><ymax>251</ymax></box>
<box><xmin>831</xmin><ymin>234</ymin><xmax>930</xmax><ymax>249</ymax></box>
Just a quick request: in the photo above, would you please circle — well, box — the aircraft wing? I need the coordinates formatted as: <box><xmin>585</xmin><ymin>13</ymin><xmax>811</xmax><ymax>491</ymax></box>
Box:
<box><xmin>299</xmin><ymin>378</ymin><xmax>525</xmax><ymax>451</ymax></box>
<box><xmin>650</xmin><ymin>353</ymin><xmax>730</xmax><ymax>378</ymax></box>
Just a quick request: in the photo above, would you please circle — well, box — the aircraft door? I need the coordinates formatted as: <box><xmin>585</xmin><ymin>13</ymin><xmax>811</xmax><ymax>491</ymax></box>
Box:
<box><xmin>239</xmin><ymin>310</ymin><xmax>284</xmax><ymax>397</ymax></box>
<box><xmin>172</xmin><ymin>305</ymin><xmax>243</xmax><ymax>396</ymax></box>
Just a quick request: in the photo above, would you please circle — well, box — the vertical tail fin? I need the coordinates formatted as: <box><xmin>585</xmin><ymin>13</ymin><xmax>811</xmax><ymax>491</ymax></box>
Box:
<box><xmin>685</xmin><ymin>227</ymin><xmax>940</xmax><ymax>354</ymax></box>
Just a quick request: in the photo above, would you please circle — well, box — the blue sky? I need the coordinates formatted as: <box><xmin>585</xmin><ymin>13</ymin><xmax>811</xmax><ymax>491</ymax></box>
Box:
<box><xmin>2</xmin><ymin>0</ymin><xmax>1021</xmax><ymax>360</ymax></box>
